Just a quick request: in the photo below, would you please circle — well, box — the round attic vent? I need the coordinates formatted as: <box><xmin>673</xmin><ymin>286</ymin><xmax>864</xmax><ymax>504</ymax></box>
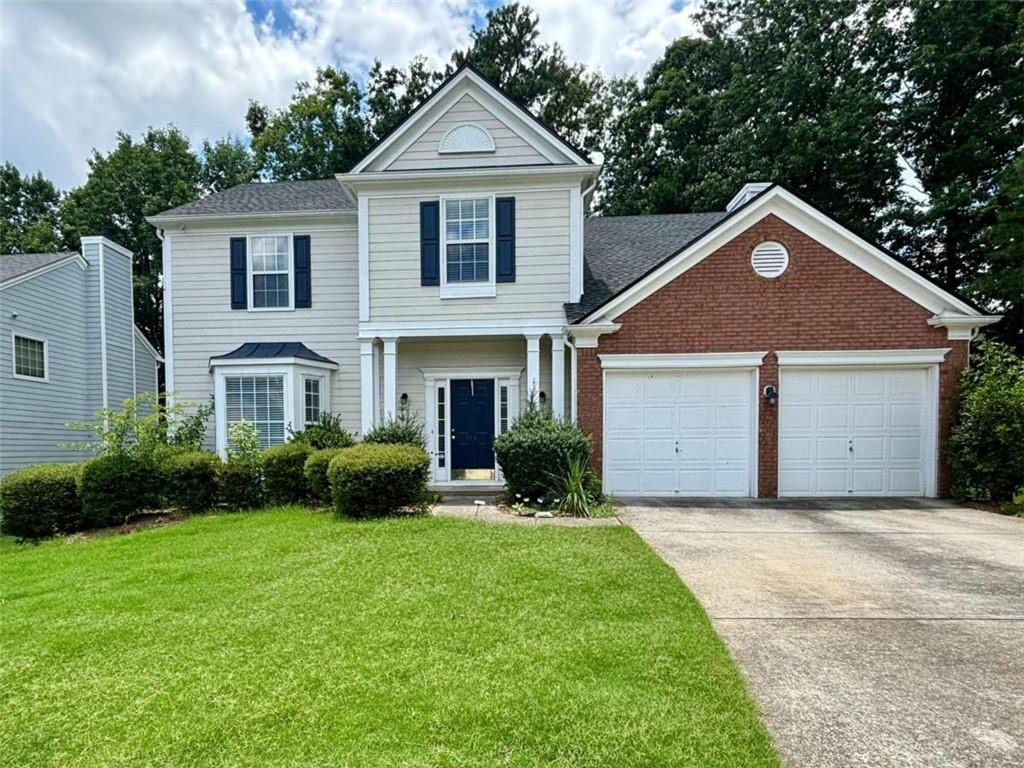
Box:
<box><xmin>751</xmin><ymin>241</ymin><xmax>789</xmax><ymax>278</ymax></box>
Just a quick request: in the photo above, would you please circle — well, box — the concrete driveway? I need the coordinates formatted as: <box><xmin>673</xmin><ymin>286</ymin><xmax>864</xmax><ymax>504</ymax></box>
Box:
<box><xmin>618</xmin><ymin>499</ymin><xmax>1024</xmax><ymax>768</ymax></box>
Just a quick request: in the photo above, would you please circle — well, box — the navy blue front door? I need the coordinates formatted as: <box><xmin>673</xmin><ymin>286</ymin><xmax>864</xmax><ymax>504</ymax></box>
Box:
<box><xmin>450</xmin><ymin>379</ymin><xmax>495</xmax><ymax>471</ymax></box>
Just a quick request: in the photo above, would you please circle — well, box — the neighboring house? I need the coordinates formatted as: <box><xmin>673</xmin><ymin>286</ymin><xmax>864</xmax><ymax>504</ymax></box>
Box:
<box><xmin>149</xmin><ymin>64</ymin><xmax>998</xmax><ymax>497</ymax></box>
<box><xmin>0</xmin><ymin>238</ymin><xmax>163</xmax><ymax>475</ymax></box>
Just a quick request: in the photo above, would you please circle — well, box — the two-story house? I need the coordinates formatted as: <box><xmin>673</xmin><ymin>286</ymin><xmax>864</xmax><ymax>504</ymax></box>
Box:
<box><xmin>0</xmin><ymin>237</ymin><xmax>163</xmax><ymax>475</ymax></box>
<box><xmin>150</xmin><ymin>64</ymin><xmax>997</xmax><ymax>498</ymax></box>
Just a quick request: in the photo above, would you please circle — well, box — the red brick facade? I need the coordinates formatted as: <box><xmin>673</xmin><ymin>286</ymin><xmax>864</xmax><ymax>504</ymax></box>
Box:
<box><xmin>576</xmin><ymin>214</ymin><xmax>967</xmax><ymax>497</ymax></box>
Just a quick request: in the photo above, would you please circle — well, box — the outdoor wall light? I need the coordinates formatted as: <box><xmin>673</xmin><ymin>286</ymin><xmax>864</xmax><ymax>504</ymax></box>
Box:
<box><xmin>763</xmin><ymin>385</ymin><xmax>778</xmax><ymax>406</ymax></box>
<box><xmin>539</xmin><ymin>391</ymin><xmax>547</xmax><ymax>404</ymax></box>
<box><xmin>399</xmin><ymin>392</ymin><xmax>409</xmax><ymax>414</ymax></box>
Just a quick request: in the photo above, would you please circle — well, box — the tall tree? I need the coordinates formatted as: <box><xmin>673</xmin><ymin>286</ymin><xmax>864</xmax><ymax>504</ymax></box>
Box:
<box><xmin>451</xmin><ymin>2</ymin><xmax>609</xmax><ymax>157</ymax></box>
<box><xmin>200</xmin><ymin>136</ymin><xmax>256</xmax><ymax>193</ymax></box>
<box><xmin>886</xmin><ymin>0</ymin><xmax>1024</xmax><ymax>298</ymax></box>
<box><xmin>0</xmin><ymin>162</ymin><xmax>64</xmax><ymax>254</ymax></box>
<box><xmin>247</xmin><ymin>67</ymin><xmax>372</xmax><ymax>179</ymax></box>
<box><xmin>60</xmin><ymin>127</ymin><xmax>201</xmax><ymax>350</ymax></box>
<box><xmin>600</xmin><ymin>0</ymin><xmax>902</xmax><ymax>241</ymax></box>
<box><xmin>365</xmin><ymin>56</ymin><xmax>443</xmax><ymax>139</ymax></box>
<box><xmin>976</xmin><ymin>152</ymin><xmax>1024</xmax><ymax>352</ymax></box>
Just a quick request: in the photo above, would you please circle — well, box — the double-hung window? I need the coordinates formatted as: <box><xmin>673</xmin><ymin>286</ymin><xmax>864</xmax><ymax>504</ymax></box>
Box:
<box><xmin>250</xmin><ymin>235</ymin><xmax>292</xmax><ymax>309</ymax></box>
<box><xmin>442</xmin><ymin>197</ymin><xmax>494</xmax><ymax>297</ymax></box>
<box><xmin>303</xmin><ymin>377</ymin><xmax>322</xmax><ymax>426</ymax></box>
<box><xmin>224</xmin><ymin>375</ymin><xmax>285</xmax><ymax>448</ymax></box>
<box><xmin>12</xmin><ymin>334</ymin><xmax>46</xmax><ymax>381</ymax></box>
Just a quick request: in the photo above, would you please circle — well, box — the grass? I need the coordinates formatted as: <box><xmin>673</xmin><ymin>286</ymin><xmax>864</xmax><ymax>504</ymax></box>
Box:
<box><xmin>1</xmin><ymin>508</ymin><xmax>778</xmax><ymax>767</ymax></box>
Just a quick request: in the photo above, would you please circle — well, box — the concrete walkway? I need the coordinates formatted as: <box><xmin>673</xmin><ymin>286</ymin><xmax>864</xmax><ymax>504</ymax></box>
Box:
<box><xmin>618</xmin><ymin>499</ymin><xmax>1024</xmax><ymax>768</ymax></box>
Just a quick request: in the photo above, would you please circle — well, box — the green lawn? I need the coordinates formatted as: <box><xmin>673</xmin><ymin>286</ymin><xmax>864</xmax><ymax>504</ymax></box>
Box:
<box><xmin>1</xmin><ymin>509</ymin><xmax>778</xmax><ymax>767</ymax></box>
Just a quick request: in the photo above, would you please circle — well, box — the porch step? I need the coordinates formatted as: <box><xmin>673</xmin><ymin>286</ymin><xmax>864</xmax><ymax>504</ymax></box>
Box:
<box><xmin>431</xmin><ymin>485</ymin><xmax>504</xmax><ymax>505</ymax></box>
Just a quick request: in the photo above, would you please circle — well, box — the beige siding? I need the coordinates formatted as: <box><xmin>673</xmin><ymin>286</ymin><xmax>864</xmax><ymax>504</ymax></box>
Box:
<box><xmin>169</xmin><ymin>222</ymin><xmax>360</xmax><ymax>442</ymax></box>
<box><xmin>368</xmin><ymin>186</ymin><xmax>571</xmax><ymax>322</ymax></box>
<box><xmin>395</xmin><ymin>337</ymin><xmax>553</xmax><ymax>425</ymax></box>
<box><xmin>386</xmin><ymin>94</ymin><xmax>550</xmax><ymax>171</ymax></box>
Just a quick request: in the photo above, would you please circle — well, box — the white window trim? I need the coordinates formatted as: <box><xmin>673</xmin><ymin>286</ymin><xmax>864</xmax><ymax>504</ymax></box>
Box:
<box><xmin>212</xmin><ymin>362</ymin><xmax>333</xmax><ymax>455</ymax></box>
<box><xmin>599</xmin><ymin>352</ymin><xmax>768</xmax><ymax>370</ymax></box>
<box><xmin>11</xmin><ymin>332</ymin><xmax>49</xmax><ymax>383</ymax></box>
<box><xmin>302</xmin><ymin>374</ymin><xmax>324</xmax><ymax>426</ymax></box>
<box><xmin>247</xmin><ymin>233</ymin><xmax>295</xmax><ymax>312</ymax></box>
<box><xmin>439</xmin><ymin>194</ymin><xmax>496</xmax><ymax>299</ymax></box>
<box><xmin>775</xmin><ymin>349</ymin><xmax>951</xmax><ymax>367</ymax></box>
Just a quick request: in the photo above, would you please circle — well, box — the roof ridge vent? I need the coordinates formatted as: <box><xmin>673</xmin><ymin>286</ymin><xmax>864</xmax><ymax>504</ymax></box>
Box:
<box><xmin>726</xmin><ymin>182</ymin><xmax>773</xmax><ymax>212</ymax></box>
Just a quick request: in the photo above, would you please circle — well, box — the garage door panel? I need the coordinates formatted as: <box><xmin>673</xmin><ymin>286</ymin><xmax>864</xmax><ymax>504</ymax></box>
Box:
<box><xmin>605</xmin><ymin>369</ymin><xmax>754</xmax><ymax>497</ymax></box>
<box><xmin>780</xmin><ymin>367</ymin><xmax>933</xmax><ymax>497</ymax></box>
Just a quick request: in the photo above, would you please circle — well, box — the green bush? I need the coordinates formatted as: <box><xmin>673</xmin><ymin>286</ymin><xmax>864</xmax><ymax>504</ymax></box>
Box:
<box><xmin>328</xmin><ymin>444</ymin><xmax>430</xmax><ymax>518</ymax></box>
<box><xmin>363</xmin><ymin>414</ymin><xmax>426</xmax><ymax>448</ymax></box>
<box><xmin>304</xmin><ymin>447</ymin><xmax>348</xmax><ymax>505</ymax></box>
<box><xmin>263</xmin><ymin>443</ymin><xmax>313</xmax><ymax>505</ymax></box>
<box><xmin>80</xmin><ymin>453</ymin><xmax>157</xmax><ymax>528</ymax></box>
<box><xmin>0</xmin><ymin>463</ymin><xmax>83</xmax><ymax>539</ymax></box>
<box><xmin>218</xmin><ymin>421</ymin><xmax>265</xmax><ymax>510</ymax></box>
<box><xmin>493</xmin><ymin>405</ymin><xmax>593</xmax><ymax>503</ymax></box>
<box><xmin>289</xmin><ymin>413</ymin><xmax>356</xmax><ymax>449</ymax></box>
<box><xmin>948</xmin><ymin>339</ymin><xmax>1024</xmax><ymax>502</ymax></box>
<box><xmin>162</xmin><ymin>451</ymin><xmax>220</xmax><ymax>514</ymax></box>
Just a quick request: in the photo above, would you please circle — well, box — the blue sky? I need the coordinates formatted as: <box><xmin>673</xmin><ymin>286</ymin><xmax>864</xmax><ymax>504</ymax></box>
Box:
<box><xmin>1</xmin><ymin>0</ymin><xmax>699</xmax><ymax>189</ymax></box>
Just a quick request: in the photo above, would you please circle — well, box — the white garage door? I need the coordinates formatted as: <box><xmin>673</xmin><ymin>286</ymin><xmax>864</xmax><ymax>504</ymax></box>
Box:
<box><xmin>604</xmin><ymin>370</ymin><xmax>755</xmax><ymax>497</ymax></box>
<box><xmin>779</xmin><ymin>368</ymin><xmax>935</xmax><ymax>496</ymax></box>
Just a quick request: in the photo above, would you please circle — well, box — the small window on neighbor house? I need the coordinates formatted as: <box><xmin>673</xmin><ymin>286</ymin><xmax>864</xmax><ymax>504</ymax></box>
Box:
<box><xmin>251</xmin><ymin>235</ymin><xmax>291</xmax><ymax>308</ymax></box>
<box><xmin>499</xmin><ymin>385</ymin><xmax>509</xmax><ymax>433</ymax></box>
<box><xmin>436</xmin><ymin>386</ymin><xmax>446</xmax><ymax>469</ymax></box>
<box><xmin>225</xmin><ymin>375</ymin><xmax>285</xmax><ymax>448</ymax></box>
<box><xmin>444</xmin><ymin>198</ymin><xmax>490</xmax><ymax>283</ymax></box>
<box><xmin>13</xmin><ymin>335</ymin><xmax>46</xmax><ymax>380</ymax></box>
<box><xmin>304</xmin><ymin>377</ymin><xmax>321</xmax><ymax>426</ymax></box>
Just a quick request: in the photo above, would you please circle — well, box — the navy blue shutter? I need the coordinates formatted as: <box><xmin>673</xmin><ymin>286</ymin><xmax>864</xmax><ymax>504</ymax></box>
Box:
<box><xmin>420</xmin><ymin>201</ymin><xmax>440</xmax><ymax>286</ymax></box>
<box><xmin>230</xmin><ymin>237</ymin><xmax>247</xmax><ymax>309</ymax></box>
<box><xmin>294</xmin><ymin>235</ymin><xmax>311</xmax><ymax>308</ymax></box>
<box><xmin>496</xmin><ymin>197</ymin><xmax>515</xmax><ymax>283</ymax></box>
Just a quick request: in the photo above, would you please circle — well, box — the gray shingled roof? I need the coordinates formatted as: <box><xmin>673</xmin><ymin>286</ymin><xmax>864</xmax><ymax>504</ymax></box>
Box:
<box><xmin>0</xmin><ymin>251</ymin><xmax>79</xmax><ymax>284</ymax></box>
<box><xmin>152</xmin><ymin>180</ymin><xmax>355</xmax><ymax>220</ymax></box>
<box><xmin>209</xmin><ymin>342</ymin><xmax>337</xmax><ymax>366</ymax></box>
<box><xmin>567</xmin><ymin>212</ymin><xmax>729</xmax><ymax>322</ymax></box>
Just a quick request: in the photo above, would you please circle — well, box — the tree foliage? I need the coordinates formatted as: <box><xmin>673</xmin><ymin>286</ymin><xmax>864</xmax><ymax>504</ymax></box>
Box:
<box><xmin>976</xmin><ymin>153</ymin><xmax>1024</xmax><ymax>351</ymax></box>
<box><xmin>200</xmin><ymin>136</ymin><xmax>255</xmax><ymax>193</ymax></box>
<box><xmin>60</xmin><ymin>127</ymin><xmax>202</xmax><ymax>348</ymax></box>
<box><xmin>0</xmin><ymin>162</ymin><xmax>64</xmax><ymax>253</ymax></box>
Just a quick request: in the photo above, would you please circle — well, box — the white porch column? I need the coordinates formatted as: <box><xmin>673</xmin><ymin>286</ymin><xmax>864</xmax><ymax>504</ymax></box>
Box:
<box><xmin>360</xmin><ymin>341</ymin><xmax>375</xmax><ymax>435</ymax></box>
<box><xmin>550</xmin><ymin>334</ymin><xmax>565</xmax><ymax>419</ymax></box>
<box><xmin>525</xmin><ymin>334</ymin><xmax>541</xmax><ymax>401</ymax></box>
<box><xmin>382</xmin><ymin>338</ymin><xmax>398</xmax><ymax>420</ymax></box>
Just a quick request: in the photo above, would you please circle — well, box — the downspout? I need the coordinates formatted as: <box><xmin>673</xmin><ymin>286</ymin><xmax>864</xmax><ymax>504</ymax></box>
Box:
<box><xmin>565</xmin><ymin>336</ymin><xmax>578</xmax><ymax>423</ymax></box>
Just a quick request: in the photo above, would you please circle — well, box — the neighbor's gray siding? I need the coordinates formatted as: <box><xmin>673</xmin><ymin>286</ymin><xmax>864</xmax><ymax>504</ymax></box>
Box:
<box><xmin>385</xmin><ymin>93</ymin><xmax>551</xmax><ymax>172</ymax></box>
<box><xmin>133</xmin><ymin>332</ymin><xmax>160</xmax><ymax>397</ymax></box>
<box><xmin>0</xmin><ymin>261</ymin><xmax>93</xmax><ymax>474</ymax></box>
<box><xmin>168</xmin><ymin>220</ymin><xmax>360</xmax><ymax>445</ymax></box>
<box><xmin>102</xmin><ymin>247</ymin><xmax>137</xmax><ymax>408</ymax></box>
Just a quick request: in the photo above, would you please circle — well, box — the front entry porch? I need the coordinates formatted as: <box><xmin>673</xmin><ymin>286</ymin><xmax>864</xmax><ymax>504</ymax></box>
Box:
<box><xmin>358</xmin><ymin>333</ymin><xmax>570</xmax><ymax>485</ymax></box>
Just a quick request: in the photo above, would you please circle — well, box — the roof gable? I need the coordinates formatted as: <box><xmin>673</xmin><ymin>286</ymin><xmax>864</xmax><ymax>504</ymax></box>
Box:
<box><xmin>0</xmin><ymin>251</ymin><xmax>85</xmax><ymax>289</ymax></box>
<box><xmin>352</xmin><ymin>64</ymin><xmax>591</xmax><ymax>173</ymax></box>
<box><xmin>573</xmin><ymin>185</ymin><xmax>992</xmax><ymax>325</ymax></box>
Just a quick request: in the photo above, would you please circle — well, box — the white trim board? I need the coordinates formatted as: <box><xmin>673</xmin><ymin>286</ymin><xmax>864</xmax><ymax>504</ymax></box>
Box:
<box><xmin>575</xmin><ymin>185</ymin><xmax>993</xmax><ymax>326</ymax></box>
<box><xmin>351</xmin><ymin>67</ymin><xmax>590</xmax><ymax>173</ymax></box>
<box><xmin>600</xmin><ymin>352</ymin><xmax>768</xmax><ymax>369</ymax></box>
<box><xmin>359</xmin><ymin>318</ymin><xmax>565</xmax><ymax>339</ymax></box>
<box><xmin>209</xmin><ymin>356</ymin><xmax>338</xmax><ymax>372</ymax></box>
<box><xmin>0</xmin><ymin>253</ymin><xmax>87</xmax><ymax>291</ymax></box>
<box><xmin>134</xmin><ymin>327</ymin><xmax>163</xmax><ymax>364</ymax></box>
<box><xmin>775</xmin><ymin>349</ymin><xmax>951</xmax><ymax>367</ymax></box>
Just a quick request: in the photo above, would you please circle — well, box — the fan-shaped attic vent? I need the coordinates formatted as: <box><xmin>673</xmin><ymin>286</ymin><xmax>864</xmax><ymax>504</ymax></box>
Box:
<box><xmin>751</xmin><ymin>241</ymin><xmax>789</xmax><ymax>278</ymax></box>
<box><xmin>438</xmin><ymin>123</ymin><xmax>496</xmax><ymax>154</ymax></box>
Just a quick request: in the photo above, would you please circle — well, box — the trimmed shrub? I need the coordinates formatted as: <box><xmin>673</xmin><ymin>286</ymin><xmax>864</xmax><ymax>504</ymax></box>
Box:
<box><xmin>80</xmin><ymin>453</ymin><xmax>157</xmax><ymax>528</ymax></box>
<box><xmin>218</xmin><ymin>421</ymin><xmax>265</xmax><ymax>510</ymax></box>
<box><xmin>493</xmin><ymin>406</ymin><xmax>593</xmax><ymax>503</ymax></box>
<box><xmin>0</xmin><ymin>463</ymin><xmax>83</xmax><ymax>539</ymax></box>
<box><xmin>363</xmin><ymin>414</ymin><xmax>426</xmax><ymax>448</ymax></box>
<box><xmin>263</xmin><ymin>443</ymin><xmax>313</xmax><ymax>505</ymax></box>
<box><xmin>289</xmin><ymin>413</ymin><xmax>356</xmax><ymax>449</ymax></box>
<box><xmin>328</xmin><ymin>443</ymin><xmax>430</xmax><ymax>518</ymax></box>
<box><xmin>304</xmin><ymin>447</ymin><xmax>347</xmax><ymax>505</ymax></box>
<box><xmin>948</xmin><ymin>338</ymin><xmax>1024</xmax><ymax>502</ymax></box>
<box><xmin>162</xmin><ymin>451</ymin><xmax>220</xmax><ymax>514</ymax></box>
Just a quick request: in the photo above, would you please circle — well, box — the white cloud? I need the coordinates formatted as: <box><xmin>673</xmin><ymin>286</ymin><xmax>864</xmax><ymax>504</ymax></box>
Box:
<box><xmin>0</xmin><ymin>0</ymin><xmax>700</xmax><ymax>189</ymax></box>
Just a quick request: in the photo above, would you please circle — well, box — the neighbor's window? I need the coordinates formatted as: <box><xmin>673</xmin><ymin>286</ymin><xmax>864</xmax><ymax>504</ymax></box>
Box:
<box><xmin>13</xmin><ymin>335</ymin><xmax>46</xmax><ymax>380</ymax></box>
<box><xmin>225</xmin><ymin>375</ymin><xmax>285</xmax><ymax>448</ymax></box>
<box><xmin>251</xmin><ymin>235</ymin><xmax>291</xmax><ymax>308</ymax></box>
<box><xmin>444</xmin><ymin>198</ymin><xmax>490</xmax><ymax>283</ymax></box>
<box><xmin>304</xmin><ymin>377</ymin><xmax>321</xmax><ymax>426</ymax></box>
